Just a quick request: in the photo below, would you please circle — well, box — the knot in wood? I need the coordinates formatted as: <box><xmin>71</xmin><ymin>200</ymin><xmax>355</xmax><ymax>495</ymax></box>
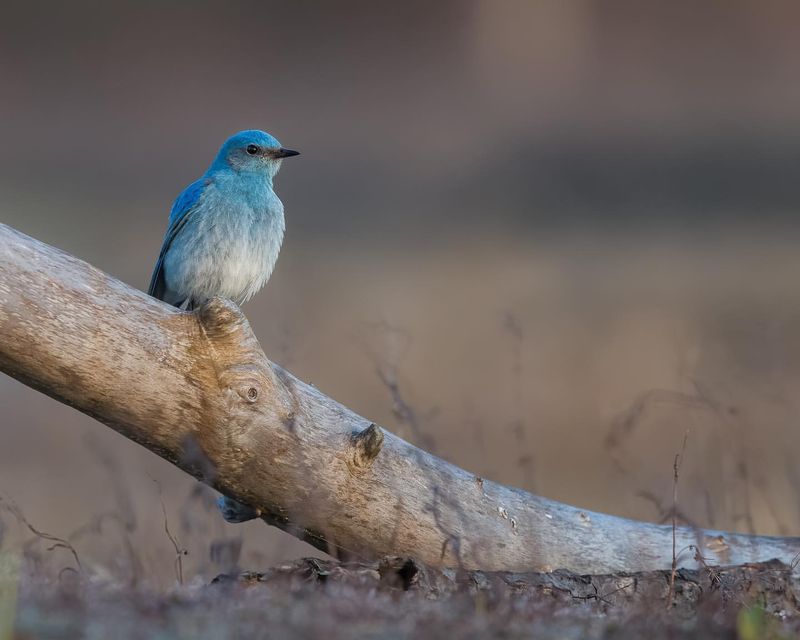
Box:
<box><xmin>349</xmin><ymin>423</ymin><xmax>384</xmax><ymax>470</ymax></box>
<box><xmin>217</xmin><ymin>363</ymin><xmax>270</xmax><ymax>405</ymax></box>
<box><xmin>197</xmin><ymin>297</ymin><xmax>246</xmax><ymax>338</ymax></box>
<box><xmin>233</xmin><ymin>379</ymin><xmax>263</xmax><ymax>404</ymax></box>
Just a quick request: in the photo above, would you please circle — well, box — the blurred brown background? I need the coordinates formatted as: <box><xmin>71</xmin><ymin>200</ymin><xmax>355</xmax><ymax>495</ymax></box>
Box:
<box><xmin>2</xmin><ymin>1</ymin><xmax>800</xmax><ymax>586</ymax></box>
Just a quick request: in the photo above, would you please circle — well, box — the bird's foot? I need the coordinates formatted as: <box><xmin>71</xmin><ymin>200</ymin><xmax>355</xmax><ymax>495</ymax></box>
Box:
<box><xmin>217</xmin><ymin>496</ymin><xmax>260</xmax><ymax>523</ymax></box>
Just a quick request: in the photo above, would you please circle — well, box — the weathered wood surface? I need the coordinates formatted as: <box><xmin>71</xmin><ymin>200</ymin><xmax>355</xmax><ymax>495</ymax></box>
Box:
<box><xmin>1</xmin><ymin>222</ymin><xmax>799</xmax><ymax>573</ymax></box>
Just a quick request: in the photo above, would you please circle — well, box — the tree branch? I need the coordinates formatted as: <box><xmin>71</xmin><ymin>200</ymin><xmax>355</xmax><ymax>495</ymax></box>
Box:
<box><xmin>1</xmin><ymin>223</ymin><xmax>798</xmax><ymax>573</ymax></box>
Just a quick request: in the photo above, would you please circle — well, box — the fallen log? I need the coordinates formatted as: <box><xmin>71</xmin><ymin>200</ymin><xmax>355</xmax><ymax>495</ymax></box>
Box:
<box><xmin>213</xmin><ymin>556</ymin><xmax>800</xmax><ymax>619</ymax></box>
<box><xmin>1</xmin><ymin>222</ymin><xmax>798</xmax><ymax>573</ymax></box>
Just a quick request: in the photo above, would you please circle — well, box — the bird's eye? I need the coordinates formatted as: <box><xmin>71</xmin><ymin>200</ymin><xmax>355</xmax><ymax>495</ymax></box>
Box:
<box><xmin>246</xmin><ymin>144</ymin><xmax>259</xmax><ymax>155</ymax></box>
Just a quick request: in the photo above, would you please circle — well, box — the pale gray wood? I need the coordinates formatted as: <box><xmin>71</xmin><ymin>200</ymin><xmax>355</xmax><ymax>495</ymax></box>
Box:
<box><xmin>0</xmin><ymin>222</ymin><xmax>798</xmax><ymax>573</ymax></box>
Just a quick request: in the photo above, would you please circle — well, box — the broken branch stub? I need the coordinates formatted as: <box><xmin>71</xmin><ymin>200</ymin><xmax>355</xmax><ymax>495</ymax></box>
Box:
<box><xmin>350</xmin><ymin>424</ymin><xmax>384</xmax><ymax>470</ymax></box>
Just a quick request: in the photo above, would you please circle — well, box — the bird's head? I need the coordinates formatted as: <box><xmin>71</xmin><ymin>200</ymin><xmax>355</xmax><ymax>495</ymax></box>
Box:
<box><xmin>212</xmin><ymin>130</ymin><xmax>299</xmax><ymax>179</ymax></box>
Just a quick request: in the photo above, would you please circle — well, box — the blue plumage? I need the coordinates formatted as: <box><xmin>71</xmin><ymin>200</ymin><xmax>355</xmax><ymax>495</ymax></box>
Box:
<box><xmin>148</xmin><ymin>130</ymin><xmax>299</xmax><ymax>310</ymax></box>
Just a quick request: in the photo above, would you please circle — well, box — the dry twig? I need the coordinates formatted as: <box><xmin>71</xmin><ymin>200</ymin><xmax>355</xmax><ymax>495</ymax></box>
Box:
<box><xmin>667</xmin><ymin>430</ymin><xmax>689</xmax><ymax>608</ymax></box>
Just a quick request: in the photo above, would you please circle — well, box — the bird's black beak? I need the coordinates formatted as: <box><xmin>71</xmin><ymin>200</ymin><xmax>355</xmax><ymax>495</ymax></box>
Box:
<box><xmin>275</xmin><ymin>148</ymin><xmax>300</xmax><ymax>158</ymax></box>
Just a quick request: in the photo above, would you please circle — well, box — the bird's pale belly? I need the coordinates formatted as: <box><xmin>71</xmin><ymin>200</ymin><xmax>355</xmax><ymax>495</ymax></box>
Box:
<box><xmin>164</xmin><ymin>212</ymin><xmax>283</xmax><ymax>307</ymax></box>
<box><xmin>211</xmin><ymin>242</ymin><xmax>272</xmax><ymax>305</ymax></box>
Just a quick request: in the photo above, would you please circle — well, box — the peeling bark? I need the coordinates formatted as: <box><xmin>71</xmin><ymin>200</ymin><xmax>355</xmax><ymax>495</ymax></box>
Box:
<box><xmin>1</xmin><ymin>222</ymin><xmax>799</xmax><ymax>573</ymax></box>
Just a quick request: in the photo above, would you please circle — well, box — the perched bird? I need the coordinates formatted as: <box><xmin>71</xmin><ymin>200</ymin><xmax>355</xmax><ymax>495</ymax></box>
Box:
<box><xmin>149</xmin><ymin>130</ymin><xmax>298</xmax><ymax>525</ymax></box>
<box><xmin>148</xmin><ymin>129</ymin><xmax>299</xmax><ymax>310</ymax></box>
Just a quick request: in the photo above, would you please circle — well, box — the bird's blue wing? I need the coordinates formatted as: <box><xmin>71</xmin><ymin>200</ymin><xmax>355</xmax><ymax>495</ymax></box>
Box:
<box><xmin>147</xmin><ymin>178</ymin><xmax>209</xmax><ymax>302</ymax></box>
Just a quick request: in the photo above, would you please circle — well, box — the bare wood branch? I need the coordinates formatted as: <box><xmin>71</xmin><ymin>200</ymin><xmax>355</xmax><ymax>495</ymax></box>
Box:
<box><xmin>1</xmin><ymin>223</ymin><xmax>798</xmax><ymax>573</ymax></box>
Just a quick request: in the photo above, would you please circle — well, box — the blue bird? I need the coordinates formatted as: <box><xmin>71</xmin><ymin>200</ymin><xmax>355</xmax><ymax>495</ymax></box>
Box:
<box><xmin>149</xmin><ymin>130</ymin><xmax>298</xmax><ymax>525</ymax></box>
<box><xmin>148</xmin><ymin>130</ymin><xmax>299</xmax><ymax>310</ymax></box>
